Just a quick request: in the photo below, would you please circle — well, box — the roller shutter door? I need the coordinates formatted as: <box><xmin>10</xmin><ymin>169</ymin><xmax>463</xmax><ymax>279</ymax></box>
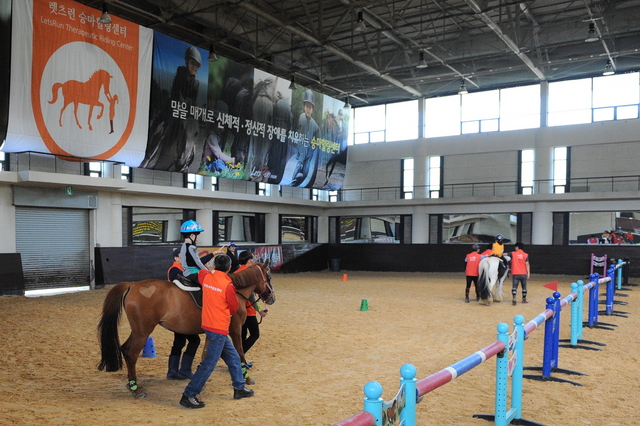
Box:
<box><xmin>16</xmin><ymin>207</ymin><xmax>90</xmax><ymax>291</ymax></box>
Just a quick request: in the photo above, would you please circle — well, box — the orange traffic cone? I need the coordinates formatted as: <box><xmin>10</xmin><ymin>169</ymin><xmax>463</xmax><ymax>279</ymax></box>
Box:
<box><xmin>342</xmin><ymin>274</ymin><xmax>348</xmax><ymax>281</ymax></box>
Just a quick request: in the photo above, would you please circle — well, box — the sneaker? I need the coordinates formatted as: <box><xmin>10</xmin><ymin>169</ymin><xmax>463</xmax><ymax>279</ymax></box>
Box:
<box><xmin>233</xmin><ymin>386</ymin><xmax>255</xmax><ymax>400</ymax></box>
<box><xmin>180</xmin><ymin>394</ymin><xmax>205</xmax><ymax>409</ymax></box>
<box><xmin>464</xmin><ymin>297</ymin><xmax>470</xmax><ymax>303</ymax></box>
<box><xmin>512</xmin><ymin>298</ymin><xmax>517</xmax><ymax>306</ymax></box>
<box><xmin>245</xmin><ymin>361</ymin><xmax>253</xmax><ymax>369</ymax></box>
<box><xmin>522</xmin><ymin>298</ymin><xmax>529</xmax><ymax>304</ymax></box>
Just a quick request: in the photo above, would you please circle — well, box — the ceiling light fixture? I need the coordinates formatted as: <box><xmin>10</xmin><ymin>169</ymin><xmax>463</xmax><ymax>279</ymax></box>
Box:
<box><xmin>417</xmin><ymin>51</ymin><xmax>428</xmax><ymax>69</ymax></box>
<box><xmin>355</xmin><ymin>11</ymin><xmax>366</xmax><ymax>32</ymax></box>
<box><xmin>343</xmin><ymin>96</ymin><xmax>351</xmax><ymax>108</ymax></box>
<box><xmin>585</xmin><ymin>23</ymin><xmax>598</xmax><ymax>43</ymax></box>
<box><xmin>207</xmin><ymin>45</ymin><xmax>218</xmax><ymax>62</ymax></box>
<box><xmin>98</xmin><ymin>2</ymin><xmax>112</xmax><ymax>25</ymax></box>
<box><xmin>603</xmin><ymin>59</ymin><xmax>615</xmax><ymax>76</ymax></box>
<box><xmin>458</xmin><ymin>79</ymin><xmax>468</xmax><ymax>95</ymax></box>
<box><xmin>288</xmin><ymin>76</ymin><xmax>297</xmax><ymax>90</ymax></box>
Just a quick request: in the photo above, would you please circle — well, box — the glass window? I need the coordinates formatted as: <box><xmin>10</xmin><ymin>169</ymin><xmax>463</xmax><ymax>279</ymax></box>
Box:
<box><xmin>428</xmin><ymin>156</ymin><xmax>441</xmax><ymax>198</ymax></box>
<box><xmin>520</xmin><ymin>149</ymin><xmax>534</xmax><ymax>194</ymax></box>
<box><xmin>386</xmin><ymin>100</ymin><xmax>418</xmax><ymax>141</ymax></box>
<box><xmin>120</xmin><ymin>165</ymin><xmax>131</xmax><ymax>181</ymax></box>
<box><xmin>553</xmin><ymin>147</ymin><xmax>567</xmax><ymax>193</ymax></box>
<box><xmin>569</xmin><ymin>211</ymin><xmax>640</xmax><ymax>244</ymax></box>
<box><xmin>281</xmin><ymin>216</ymin><xmax>308</xmax><ymax>243</ymax></box>
<box><xmin>402</xmin><ymin>158</ymin><xmax>414</xmax><ymax>199</ymax></box>
<box><xmin>211</xmin><ymin>176</ymin><xmax>219</xmax><ymax>191</ymax></box>
<box><xmin>0</xmin><ymin>151</ymin><xmax>6</xmax><ymax>171</ymax></box>
<box><xmin>329</xmin><ymin>190</ymin><xmax>340</xmax><ymax>202</ymax></box>
<box><xmin>593</xmin><ymin>73</ymin><xmax>639</xmax><ymax>108</ymax></box>
<box><xmin>442</xmin><ymin>213</ymin><xmax>516</xmax><ymax>244</ymax></box>
<box><xmin>461</xmin><ymin>90</ymin><xmax>499</xmax><ymax>122</ymax></box>
<box><xmin>86</xmin><ymin>162</ymin><xmax>102</xmax><ymax>177</ymax></box>
<box><xmin>425</xmin><ymin>95</ymin><xmax>461</xmax><ymax>138</ymax></box>
<box><xmin>617</xmin><ymin>105</ymin><xmax>639</xmax><ymax>120</ymax></box>
<box><xmin>500</xmin><ymin>85</ymin><xmax>540</xmax><ymax>131</ymax></box>
<box><xmin>130</xmin><ymin>207</ymin><xmax>184</xmax><ymax>245</ymax></box>
<box><xmin>548</xmin><ymin>79</ymin><xmax>592</xmax><ymax>126</ymax></box>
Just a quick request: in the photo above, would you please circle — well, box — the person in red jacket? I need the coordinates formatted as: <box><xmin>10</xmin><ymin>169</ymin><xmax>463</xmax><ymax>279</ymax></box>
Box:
<box><xmin>179</xmin><ymin>254</ymin><xmax>254</xmax><ymax>409</ymax></box>
<box><xmin>509</xmin><ymin>242</ymin><xmax>530</xmax><ymax>305</ymax></box>
<box><xmin>464</xmin><ymin>244</ymin><xmax>482</xmax><ymax>303</ymax></box>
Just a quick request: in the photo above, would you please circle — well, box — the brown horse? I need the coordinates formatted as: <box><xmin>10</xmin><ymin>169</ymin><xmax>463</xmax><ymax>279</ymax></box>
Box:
<box><xmin>97</xmin><ymin>261</ymin><xmax>274</xmax><ymax>398</ymax></box>
<box><xmin>49</xmin><ymin>69</ymin><xmax>113</xmax><ymax>131</ymax></box>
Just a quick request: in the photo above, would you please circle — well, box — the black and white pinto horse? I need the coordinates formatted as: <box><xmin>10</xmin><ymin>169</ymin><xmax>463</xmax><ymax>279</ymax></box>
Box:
<box><xmin>477</xmin><ymin>256</ymin><xmax>510</xmax><ymax>305</ymax></box>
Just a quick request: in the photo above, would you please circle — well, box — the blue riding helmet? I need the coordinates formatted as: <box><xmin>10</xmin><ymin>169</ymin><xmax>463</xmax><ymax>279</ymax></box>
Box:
<box><xmin>180</xmin><ymin>220</ymin><xmax>204</xmax><ymax>233</ymax></box>
<box><xmin>229</xmin><ymin>242</ymin><xmax>236</xmax><ymax>247</ymax></box>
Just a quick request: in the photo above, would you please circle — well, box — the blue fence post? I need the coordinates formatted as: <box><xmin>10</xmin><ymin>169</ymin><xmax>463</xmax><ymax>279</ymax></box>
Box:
<box><xmin>606</xmin><ymin>265</ymin><xmax>616</xmax><ymax>315</ymax></box>
<box><xmin>541</xmin><ymin>295</ymin><xmax>556</xmax><ymax>378</ymax></box>
<box><xmin>617</xmin><ymin>259</ymin><xmax>623</xmax><ymax>290</ymax></box>
<box><xmin>588</xmin><ymin>274</ymin><xmax>599</xmax><ymax>326</ymax></box>
<box><xmin>570</xmin><ymin>282</ymin><xmax>579</xmax><ymax>345</ymax></box>
<box><xmin>494</xmin><ymin>322</ymin><xmax>510</xmax><ymax>426</ymax></box>
<box><xmin>510</xmin><ymin>315</ymin><xmax>526</xmax><ymax>422</ymax></box>
<box><xmin>363</xmin><ymin>381</ymin><xmax>384</xmax><ymax>426</ymax></box>
<box><xmin>399</xmin><ymin>364</ymin><xmax>417</xmax><ymax>426</ymax></box>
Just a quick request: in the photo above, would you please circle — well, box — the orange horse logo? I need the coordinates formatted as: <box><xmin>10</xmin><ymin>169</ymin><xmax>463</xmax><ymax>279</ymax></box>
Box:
<box><xmin>48</xmin><ymin>69</ymin><xmax>113</xmax><ymax>131</ymax></box>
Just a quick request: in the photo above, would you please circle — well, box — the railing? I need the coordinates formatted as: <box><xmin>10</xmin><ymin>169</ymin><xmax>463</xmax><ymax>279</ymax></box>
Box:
<box><xmin>342</xmin><ymin>175</ymin><xmax>640</xmax><ymax>202</ymax></box>
<box><xmin>6</xmin><ymin>151</ymin><xmax>640</xmax><ymax>202</ymax></box>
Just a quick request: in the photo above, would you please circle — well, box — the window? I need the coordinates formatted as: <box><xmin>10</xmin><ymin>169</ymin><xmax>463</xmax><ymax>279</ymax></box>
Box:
<box><xmin>257</xmin><ymin>182</ymin><xmax>271</xmax><ymax>196</ymax></box>
<box><xmin>311</xmin><ymin>189</ymin><xmax>319</xmax><ymax>201</ymax></box>
<box><xmin>0</xmin><ymin>151</ymin><xmax>7</xmax><ymax>171</ymax></box>
<box><xmin>185</xmin><ymin>173</ymin><xmax>201</xmax><ymax>189</ymax></box>
<box><xmin>85</xmin><ymin>162</ymin><xmax>102</xmax><ymax>177</ymax></box>
<box><xmin>500</xmin><ymin>85</ymin><xmax>540</xmax><ymax>131</ymax></box>
<box><xmin>211</xmin><ymin>176</ymin><xmax>219</xmax><ymax>191</ymax></box>
<box><xmin>329</xmin><ymin>190</ymin><xmax>340</xmax><ymax>202</ymax></box>
<box><xmin>461</xmin><ymin>90</ymin><xmax>500</xmax><ymax>134</ymax></box>
<box><xmin>593</xmin><ymin>73</ymin><xmax>640</xmax><ymax>122</ymax></box>
<box><xmin>553</xmin><ymin>147</ymin><xmax>568</xmax><ymax>193</ymax></box>
<box><xmin>120</xmin><ymin>165</ymin><xmax>131</xmax><ymax>182</ymax></box>
<box><xmin>281</xmin><ymin>215</ymin><xmax>311</xmax><ymax>243</ymax></box>
<box><xmin>548</xmin><ymin>79</ymin><xmax>592</xmax><ymax>126</ymax></box>
<box><xmin>128</xmin><ymin>207</ymin><xmax>184</xmax><ymax>245</ymax></box>
<box><xmin>402</xmin><ymin>158</ymin><xmax>414</xmax><ymax>199</ymax></box>
<box><xmin>386</xmin><ymin>100</ymin><xmax>418</xmax><ymax>141</ymax></box>
<box><xmin>425</xmin><ymin>95</ymin><xmax>461</xmax><ymax>138</ymax></box>
<box><xmin>519</xmin><ymin>149</ymin><xmax>534</xmax><ymax>194</ymax></box>
<box><xmin>428</xmin><ymin>156</ymin><xmax>441</xmax><ymax>198</ymax></box>
<box><xmin>353</xmin><ymin>104</ymin><xmax>385</xmax><ymax>144</ymax></box>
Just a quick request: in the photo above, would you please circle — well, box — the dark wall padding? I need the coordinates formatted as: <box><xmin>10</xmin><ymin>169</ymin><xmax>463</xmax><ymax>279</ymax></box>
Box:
<box><xmin>95</xmin><ymin>244</ymin><xmax>640</xmax><ymax>285</ymax></box>
<box><xmin>0</xmin><ymin>253</ymin><xmax>25</xmax><ymax>296</ymax></box>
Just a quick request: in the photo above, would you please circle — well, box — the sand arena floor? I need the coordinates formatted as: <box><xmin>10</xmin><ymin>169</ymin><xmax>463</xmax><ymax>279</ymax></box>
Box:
<box><xmin>1</xmin><ymin>271</ymin><xmax>638</xmax><ymax>425</ymax></box>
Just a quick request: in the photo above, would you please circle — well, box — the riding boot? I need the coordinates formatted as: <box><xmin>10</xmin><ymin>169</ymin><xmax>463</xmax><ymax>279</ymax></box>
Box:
<box><xmin>166</xmin><ymin>355</ymin><xmax>184</xmax><ymax>380</ymax></box>
<box><xmin>178</xmin><ymin>354</ymin><xmax>195</xmax><ymax>380</ymax></box>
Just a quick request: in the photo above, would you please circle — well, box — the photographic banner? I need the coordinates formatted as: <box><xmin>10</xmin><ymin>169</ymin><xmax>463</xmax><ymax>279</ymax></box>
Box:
<box><xmin>4</xmin><ymin>0</ymin><xmax>152</xmax><ymax>165</ymax></box>
<box><xmin>141</xmin><ymin>31</ymin><xmax>349</xmax><ymax>189</ymax></box>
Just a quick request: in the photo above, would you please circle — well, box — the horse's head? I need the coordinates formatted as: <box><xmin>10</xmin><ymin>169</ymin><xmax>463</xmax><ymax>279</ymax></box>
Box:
<box><xmin>254</xmin><ymin>260</ymin><xmax>275</xmax><ymax>306</ymax></box>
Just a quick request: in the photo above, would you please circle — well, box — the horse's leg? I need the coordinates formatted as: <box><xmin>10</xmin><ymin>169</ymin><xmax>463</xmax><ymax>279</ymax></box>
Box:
<box><xmin>59</xmin><ymin>100</ymin><xmax>69</xmax><ymax>127</ymax></box>
<box><xmin>87</xmin><ymin>105</ymin><xmax>94</xmax><ymax>131</ymax></box>
<box><xmin>120</xmin><ymin>331</ymin><xmax>152</xmax><ymax>398</ymax></box>
<box><xmin>96</xmin><ymin>101</ymin><xmax>105</xmax><ymax>119</ymax></box>
<box><xmin>73</xmin><ymin>102</ymin><xmax>82</xmax><ymax>129</ymax></box>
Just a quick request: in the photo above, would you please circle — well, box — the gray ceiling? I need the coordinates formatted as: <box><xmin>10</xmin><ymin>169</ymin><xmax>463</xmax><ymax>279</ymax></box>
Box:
<box><xmin>78</xmin><ymin>0</ymin><xmax>640</xmax><ymax>107</ymax></box>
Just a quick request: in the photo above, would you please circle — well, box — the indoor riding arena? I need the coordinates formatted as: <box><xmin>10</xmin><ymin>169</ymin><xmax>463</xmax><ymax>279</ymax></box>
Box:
<box><xmin>2</xmin><ymin>0</ymin><xmax>640</xmax><ymax>425</ymax></box>
<box><xmin>2</xmin><ymin>270</ymin><xmax>640</xmax><ymax>425</ymax></box>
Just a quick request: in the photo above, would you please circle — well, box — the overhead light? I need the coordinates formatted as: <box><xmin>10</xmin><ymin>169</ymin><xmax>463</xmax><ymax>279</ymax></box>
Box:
<box><xmin>343</xmin><ymin>96</ymin><xmax>351</xmax><ymax>108</ymax></box>
<box><xmin>355</xmin><ymin>11</ymin><xmax>366</xmax><ymax>32</ymax></box>
<box><xmin>288</xmin><ymin>76</ymin><xmax>297</xmax><ymax>90</ymax></box>
<box><xmin>603</xmin><ymin>59</ymin><xmax>615</xmax><ymax>76</ymax></box>
<box><xmin>207</xmin><ymin>45</ymin><xmax>218</xmax><ymax>62</ymax></box>
<box><xmin>98</xmin><ymin>2</ymin><xmax>112</xmax><ymax>25</ymax></box>
<box><xmin>458</xmin><ymin>79</ymin><xmax>468</xmax><ymax>95</ymax></box>
<box><xmin>417</xmin><ymin>51</ymin><xmax>428</xmax><ymax>69</ymax></box>
<box><xmin>585</xmin><ymin>23</ymin><xmax>598</xmax><ymax>43</ymax></box>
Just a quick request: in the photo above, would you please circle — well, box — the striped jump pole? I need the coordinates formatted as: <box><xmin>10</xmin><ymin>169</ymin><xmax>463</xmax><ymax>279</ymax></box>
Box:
<box><xmin>522</xmin><ymin>292</ymin><xmax>586</xmax><ymax>386</ymax></box>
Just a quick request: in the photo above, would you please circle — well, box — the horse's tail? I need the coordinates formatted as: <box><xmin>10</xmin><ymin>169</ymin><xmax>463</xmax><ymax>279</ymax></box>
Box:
<box><xmin>477</xmin><ymin>261</ymin><xmax>489</xmax><ymax>300</ymax></box>
<box><xmin>48</xmin><ymin>83</ymin><xmax>63</xmax><ymax>104</ymax></box>
<box><xmin>97</xmin><ymin>282</ymin><xmax>129</xmax><ymax>372</ymax></box>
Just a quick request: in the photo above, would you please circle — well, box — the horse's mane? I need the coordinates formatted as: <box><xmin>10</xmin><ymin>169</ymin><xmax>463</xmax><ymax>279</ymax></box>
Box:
<box><xmin>231</xmin><ymin>264</ymin><xmax>263</xmax><ymax>290</ymax></box>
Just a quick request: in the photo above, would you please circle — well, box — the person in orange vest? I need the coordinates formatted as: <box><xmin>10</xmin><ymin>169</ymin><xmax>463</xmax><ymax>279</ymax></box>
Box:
<box><xmin>237</xmin><ymin>251</ymin><xmax>268</xmax><ymax>369</ymax></box>
<box><xmin>508</xmin><ymin>242</ymin><xmax>530</xmax><ymax>305</ymax></box>
<box><xmin>480</xmin><ymin>243</ymin><xmax>493</xmax><ymax>258</ymax></box>
<box><xmin>464</xmin><ymin>244</ymin><xmax>482</xmax><ymax>303</ymax></box>
<box><xmin>180</xmin><ymin>254</ymin><xmax>254</xmax><ymax>409</ymax></box>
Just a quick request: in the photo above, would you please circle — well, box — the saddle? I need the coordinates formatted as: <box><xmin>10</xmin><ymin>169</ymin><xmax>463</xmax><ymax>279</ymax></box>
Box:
<box><xmin>172</xmin><ymin>275</ymin><xmax>202</xmax><ymax>309</ymax></box>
